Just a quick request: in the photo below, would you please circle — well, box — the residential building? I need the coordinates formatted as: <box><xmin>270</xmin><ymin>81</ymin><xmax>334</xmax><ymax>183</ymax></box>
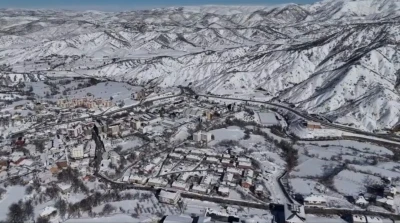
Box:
<box><xmin>129</xmin><ymin>175</ymin><xmax>148</xmax><ymax>185</ymax></box>
<box><xmin>163</xmin><ymin>215</ymin><xmax>193</xmax><ymax>223</ymax></box>
<box><xmin>193</xmin><ymin>132</ymin><xmax>202</xmax><ymax>142</ymax></box>
<box><xmin>355</xmin><ymin>195</ymin><xmax>369</xmax><ymax>207</ymax></box>
<box><xmin>57</xmin><ymin>183</ymin><xmax>72</xmax><ymax>194</ymax></box>
<box><xmin>131</xmin><ymin>120</ymin><xmax>142</xmax><ymax>130</ymax></box>
<box><xmin>109</xmin><ymin>151</ymin><xmax>121</xmax><ymax>166</ymax></box>
<box><xmin>205</xmin><ymin>157</ymin><xmax>219</xmax><ymax>164</ymax></box>
<box><xmin>186</xmin><ymin>154</ymin><xmax>202</xmax><ymax>161</ymax></box>
<box><xmin>70</xmin><ymin>145</ymin><xmax>84</xmax><ymax>159</ymax></box>
<box><xmin>139</xmin><ymin>125</ymin><xmax>152</xmax><ymax>134</ymax></box>
<box><xmin>200</xmin><ymin>132</ymin><xmax>212</xmax><ymax>142</ymax></box>
<box><xmin>172</xmin><ymin>181</ymin><xmax>190</xmax><ymax>191</ymax></box>
<box><xmin>56</xmin><ymin>161</ymin><xmax>69</xmax><ymax>170</ymax></box>
<box><xmin>352</xmin><ymin>215</ymin><xmax>367</xmax><ymax>223</ymax></box>
<box><xmin>384</xmin><ymin>185</ymin><xmax>397</xmax><ymax>197</ymax></box>
<box><xmin>303</xmin><ymin>194</ymin><xmax>327</xmax><ymax>207</ymax></box>
<box><xmin>147</xmin><ymin>177</ymin><xmax>168</xmax><ymax>187</ymax></box>
<box><xmin>365</xmin><ymin>216</ymin><xmax>383</xmax><ymax>223</ymax></box>
<box><xmin>218</xmin><ymin>186</ymin><xmax>230</xmax><ymax>197</ymax></box>
<box><xmin>227</xmin><ymin>167</ymin><xmax>243</xmax><ymax>176</ymax></box>
<box><xmin>283</xmin><ymin>203</ymin><xmax>306</xmax><ymax>223</ymax></box>
<box><xmin>221</xmin><ymin>159</ymin><xmax>235</xmax><ymax>167</ymax></box>
<box><xmin>255</xmin><ymin>184</ymin><xmax>265</xmax><ymax>196</ymax></box>
<box><xmin>201</xmin><ymin>175</ymin><xmax>213</xmax><ymax>185</ymax></box>
<box><xmin>241</xmin><ymin>177</ymin><xmax>253</xmax><ymax>189</ymax></box>
<box><xmin>305</xmin><ymin>121</ymin><xmax>321</xmax><ymax>130</ymax></box>
<box><xmin>244</xmin><ymin>169</ymin><xmax>254</xmax><ymax>178</ymax></box>
<box><xmin>223</xmin><ymin>173</ymin><xmax>235</xmax><ymax>183</ymax></box>
<box><xmin>108</xmin><ymin>124</ymin><xmax>120</xmax><ymax>136</ymax></box>
<box><xmin>68</xmin><ymin>124</ymin><xmax>83</xmax><ymax>138</ymax></box>
<box><xmin>192</xmin><ymin>184</ymin><xmax>209</xmax><ymax>194</ymax></box>
<box><xmin>169</xmin><ymin>153</ymin><xmax>183</xmax><ymax>160</ymax></box>
<box><xmin>376</xmin><ymin>196</ymin><xmax>395</xmax><ymax>211</ymax></box>
<box><xmin>148</xmin><ymin>117</ymin><xmax>162</xmax><ymax>125</ymax></box>
<box><xmin>238</xmin><ymin>161</ymin><xmax>252</xmax><ymax>169</ymax></box>
<box><xmin>193</xmin><ymin>131</ymin><xmax>213</xmax><ymax>143</ymax></box>
<box><xmin>143</xmin><ymin>164</ymin><xmax>155</xmax><ymax>174</ymax></box>
<box><xmin>39</xmin><ymin>206</ymin><xmax>57</xmax><ymax>218</ymax></box>
<box><xmin>158</xmin><ymin>190</ymin><xmax>181</xmax><ymax>205</ymax></box>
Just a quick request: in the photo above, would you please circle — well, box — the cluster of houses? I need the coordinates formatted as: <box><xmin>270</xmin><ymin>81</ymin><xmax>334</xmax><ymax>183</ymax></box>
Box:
<box><xmin>300</xmin><ymin>183</ymin><xmax>399</xmax><ymax>213</ymax></box>
<box><xmin>118</xmin><ymin>144</ymin><xmax>268</xmax><ymax>201</ymax></box>
<box><xmin>57</xmin><ymin>98</ymin><xmax>114</xmax><ymax>109</ymax></box>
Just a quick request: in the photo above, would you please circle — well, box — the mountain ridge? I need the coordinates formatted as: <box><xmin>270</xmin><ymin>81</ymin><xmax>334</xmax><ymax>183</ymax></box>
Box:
<box><xmin>0</xmin><ymin>0</ymin><xmax>400</xmax><ymax>131</ymax></box>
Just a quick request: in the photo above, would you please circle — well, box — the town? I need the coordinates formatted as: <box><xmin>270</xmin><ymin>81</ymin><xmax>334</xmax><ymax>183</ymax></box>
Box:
<box><xmin>0</xmin><ymin>76</ymin><xmax>400</xmax><ymax>223</ymax></box>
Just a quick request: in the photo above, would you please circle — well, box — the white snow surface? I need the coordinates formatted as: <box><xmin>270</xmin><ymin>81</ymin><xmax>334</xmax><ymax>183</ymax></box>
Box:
<box><xmin>1</xmin><ymin>0</ymin><xmax>400</xmax><ymax>131</ymax></box>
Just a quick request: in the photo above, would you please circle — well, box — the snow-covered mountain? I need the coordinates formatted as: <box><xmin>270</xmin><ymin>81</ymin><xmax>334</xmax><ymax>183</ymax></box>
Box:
<box><xmin>0</xmin><ymin>0</ymin><xmax>400</xmax><ymax>131</ymax></box>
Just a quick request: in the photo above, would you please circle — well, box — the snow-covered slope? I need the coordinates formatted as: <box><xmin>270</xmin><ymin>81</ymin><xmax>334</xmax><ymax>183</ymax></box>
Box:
<box><xmin>0</xmin><ymin>0</ymin><xmax>400</xmax><ymax>131</ymax></box>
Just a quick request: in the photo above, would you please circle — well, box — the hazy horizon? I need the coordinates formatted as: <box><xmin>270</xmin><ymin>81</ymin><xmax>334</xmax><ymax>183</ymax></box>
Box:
<box><xmin>0</xmin><ymin>0</ymin><xmax>318</xmax><ymax>11</ymax></box>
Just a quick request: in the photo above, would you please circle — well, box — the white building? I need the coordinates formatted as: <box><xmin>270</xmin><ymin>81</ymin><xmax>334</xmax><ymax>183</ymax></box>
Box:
<box><xmin>70</xmin><ymin>145</ymin><xmax>84</xmax><ymax>159</ymax></box>
<box><xmin>139</xmin><ymin>125</ymin><xmax>152</xmax><ymax>134</ymax></box>
<box><xmin>109</xmin><ymin>151</ymin><xmax>120</xmax><ymax>166</ymax></box>
<box><xmin>129</xmin><ymin>175</ymin><xmax>148</xmax><ymax>185</ymax></box>
<box><xmin>352</xmin><ymin>215</ymin><xmax>367</xmax><ymax>223</ymax></box>
<box><xmin>108</xmin><ymin>124</ymin><xmax>120</xmax><ymax>136</ymax></box>
<box><xmin>39</xmin><ymin>206</ymin><xmax>57</xmax><ymax>218</ymax></box>
<box><xmin>284</xmin><ymin>203</ymin><xmax>306</xmax><ymax>223</ymax></box>
<box><xmin>227</xmin><ymin>167</ymin><xmax>243</xmax><ymax>176</ymax></box>
<box><xmin>205</xmin><ymin>157</ymin><xmax>219</xmax><ymax>164</ymax></box>
<box><xmin>384</xmin><ymin>185</ymin><xmax>397</xmax><ymax>197</ymax></box>
<box><xmin>200</xmin><ymin>132</ymin><xmax>212</xmax><ymax>142</ymax></box>
<box><xmin>193</xmin><ymin>132</ymin><xmax>202</xmax><ymax>142</ymax></box>
<box><xmin>148</xmin><ymin>117</ymin><xmax>162</xmax><ymax>125</ymax></box>
<box><xmin>172</xmin><ymin>181</ymin><xmax>189</xmax><ymax>191</ymax></box>
<box><xmin>132</xmin><ymin>120</ymin><xmax>142</xmax><ymax>130</ymax></box>
<box><xmin>158</xmin><ymin>190</ymin><xmax>181</xmax><ymax>205</ymax></box>
<box><xmin>218</xmin><ymin>186</ymin><xmax>230</xmax><ymax>197</ymax></box>
<box><xmin>192</xmin><ymin>185</ymin><xmax>209</xmax><ymax>194</ymax></box>
<box><xmin>304</xmin><ymin>194</ymin><xmax>327</xmax><ymax>207</ymax></box>
<box><xmin>365</xmin><ymin>216</ymin><xmax>383</xmax><ymax>223</ymax></box>
<box><xmin>169</xmin><ymin>153</ymin><xmax>183</xmax><ymax>160</ymax></box>
<box><xmin>355</xmin><ymin>195</ymin><xmax>369</xmax><ymax>207</ymax></box>
<box><xmin>147</xmin><ymin>177</ymin><xmax>168</xmax><ymax>187</ymax></box>
<box><xmin>186</xmin><ymin>154</ymin><xmax>202</xmax><ymax>161</ymax></box>
<box><xmin>163</xmin><ymin>215</ymin><xmax>193</xmax><ymax>223</ymax></box>
<box><xmin>193</xmin><ymin>131</ymin><xmax>213</xmax><ymax>143</ymax></box>
<box><xmin>68</xmin><ymin>124</ymin><xmax>83</xmax><ymax>138</ymax></box>
<box><xmin>238</xmin><ymin>161</ymin><xmax>252</xmax><ymax>169</ymax></box>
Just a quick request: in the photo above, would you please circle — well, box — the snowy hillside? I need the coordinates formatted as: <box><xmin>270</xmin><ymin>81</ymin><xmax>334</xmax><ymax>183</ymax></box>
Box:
<box><xmin>0</xmin><ymin>0</ymin><xmax>400</xmax><ymax>131</ymax></box>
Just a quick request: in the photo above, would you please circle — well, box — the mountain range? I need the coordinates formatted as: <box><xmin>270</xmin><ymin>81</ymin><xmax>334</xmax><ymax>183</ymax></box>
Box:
<box><xmin>0</xmin><ymin>0</ymin><xmax>400</xmax><ymax>131</ymax></box>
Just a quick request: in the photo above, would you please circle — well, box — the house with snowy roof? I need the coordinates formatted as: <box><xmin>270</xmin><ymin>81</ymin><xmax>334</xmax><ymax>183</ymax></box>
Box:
<box><xmin>284</xmin><ymin>203</ymin><xmax>306</xmax><ymax>223</ymax></box>
<box><xmin>352</xmin><ymin>215</ymin><xmax>366</xmax><ymax>223</ymax></box>
<box><xmin>355</xmin><ymin>195</ymin><xmax>369</xmax><ymax>207</ymax></box>
<box><xmin>376</xmin><ymin>196</ymin><xmax>395</xmax><ymax>212</ymax></box>
<box><xmin>303</xmin><ymin>194</ymin><xmax>327</xmax><ymax>207</ymax></box>
<box><xmin>384</xmin><ymin>185</ymin><xmax>397</xmax><ymax>197</ymax></box>
<box><xmin>158</xmin><ymin>190</ymin><xmax>181</xmax><ymax>205</ymax></box>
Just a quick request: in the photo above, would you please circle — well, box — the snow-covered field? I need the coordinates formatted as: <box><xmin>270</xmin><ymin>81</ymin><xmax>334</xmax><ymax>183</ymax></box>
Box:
<box><xmin>66</xmin><ymin>82</ymin><xmax>142</xmax><ymax>106</ymax></box>
<box><xmin>333</xmin><ymin>170</ymin><xmax>382</xmax><ymax>196</ymax></box>
<box><xmin>291</xmin><ymin>157</ymin><xmax>338</xmax><ymax>178</ymax></box>
<box><xmin>0</xmin><ymin>186</ymin><xmax>27</xmax><ymax>221</ymax></box>
<box><xmin>209</xmin><ymin>126</ymin><xmax>245</xmax><ymax>144</ymax></box>
<box><xmin>299</xmin><ymin>140</ymin><xmax>393</xmax><ymax>156</ymax></box>
<box><xmin>65</xmin><ymin>214</ymin><xmax>147</xmax><ymax>223</ymax></box>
